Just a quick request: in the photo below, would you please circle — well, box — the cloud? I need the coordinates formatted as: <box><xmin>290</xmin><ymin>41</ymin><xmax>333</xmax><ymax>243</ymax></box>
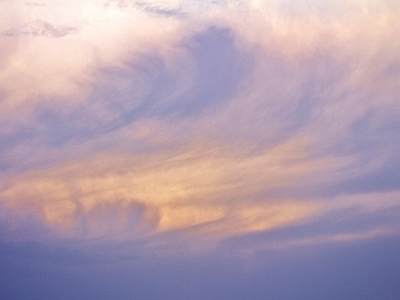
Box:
<box><xmin>2</xmin><ymin>20</ymin><xmax>78</xmax><ymax>38</ymax></box>
<box><xmin>1</xmin><ymin>4</ymin><xmax>400</xmax><ymax>300</ymax></box>
<box><xmin>0</xmin><ymin>0</ymin><xmax>400</xmax><ymax>261</ymax></box>
<box><xmin>0</xmin><ymin>135</ymin><xmax>322</xmax><ymax>241</ymax></box>
<box><xmin>0</xmin><ymin>0</ymin><xmax>193</xmax><ymax>117</ymax></box>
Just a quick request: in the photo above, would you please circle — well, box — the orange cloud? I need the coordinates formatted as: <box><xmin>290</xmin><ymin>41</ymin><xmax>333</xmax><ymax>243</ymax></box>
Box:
<box><xmin>0</xmin><ymin>136</ymin><xmax>323</xmax><ymax>239</ymax></box>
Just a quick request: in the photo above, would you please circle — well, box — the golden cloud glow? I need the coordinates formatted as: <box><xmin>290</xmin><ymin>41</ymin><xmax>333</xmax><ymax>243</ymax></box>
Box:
<box><xmin>0</xmin><ymin>136</ymin><xmax>322</xmax><ymax>238</ymax></box>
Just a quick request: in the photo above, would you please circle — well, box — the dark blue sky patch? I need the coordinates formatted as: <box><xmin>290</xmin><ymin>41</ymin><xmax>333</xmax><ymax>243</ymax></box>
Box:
<box><xmin>329</xmin><ymin>162</ymin><xmax>400</xmax><ymax>195</ymax></box>
<box><xmin>0</xmin><ymin>240</ymin><xmax>101</xmax><ymax>266</ymax></box>
<box><xmin>1</xmin><ymin>235</ymin><xmax>400</xmax><ymax>300</ymax></box>
<box><xmin>0</xmin><ymin>127</ymin><xmax>40</xmax><ymax>169</ymax></box>
<box><xmin>165</xmin><ymin>26</ymin><xmax>246</xmax><ymax>118</ymax></box>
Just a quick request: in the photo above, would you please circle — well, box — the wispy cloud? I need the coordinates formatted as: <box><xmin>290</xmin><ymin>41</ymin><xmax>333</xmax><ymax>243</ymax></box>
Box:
<box><xmin>0</xmin><ymin>0</ymin><xmax>400</xmax><ymax>260</ymax></box>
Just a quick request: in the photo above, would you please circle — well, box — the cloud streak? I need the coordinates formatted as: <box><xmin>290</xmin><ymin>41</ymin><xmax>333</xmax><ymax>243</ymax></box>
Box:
<box><xmin>0</xmin><ymin>136</ymin><xmax>321</xmax><ymax>239</ymax></box>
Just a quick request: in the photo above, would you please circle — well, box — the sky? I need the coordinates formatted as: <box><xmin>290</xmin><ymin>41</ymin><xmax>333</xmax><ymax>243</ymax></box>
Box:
<box><xmin>0</xmin><ymin>0</ymin><xmax>400</xmax><ymax>299</ymax></box>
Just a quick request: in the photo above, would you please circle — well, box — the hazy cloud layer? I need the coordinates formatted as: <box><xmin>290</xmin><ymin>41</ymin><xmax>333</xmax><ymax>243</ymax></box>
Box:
<box><xmin>0</xmin><ymin>0</ymin><xmax>400</xmax><ymax>262</ymax></box>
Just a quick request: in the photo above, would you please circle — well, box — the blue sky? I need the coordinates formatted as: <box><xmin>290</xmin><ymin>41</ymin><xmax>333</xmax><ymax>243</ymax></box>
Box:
<box><xmin>0</xmin><ymin>0</ymin><xmax>400</xmax><ymax>299</ymax></box>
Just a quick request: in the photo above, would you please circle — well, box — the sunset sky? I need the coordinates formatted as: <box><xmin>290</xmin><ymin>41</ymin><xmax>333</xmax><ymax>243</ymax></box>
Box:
<box><xmin>1</xmin><ymin>0</ymin><xmax>400</xmax><ymax>299</ymax></box>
